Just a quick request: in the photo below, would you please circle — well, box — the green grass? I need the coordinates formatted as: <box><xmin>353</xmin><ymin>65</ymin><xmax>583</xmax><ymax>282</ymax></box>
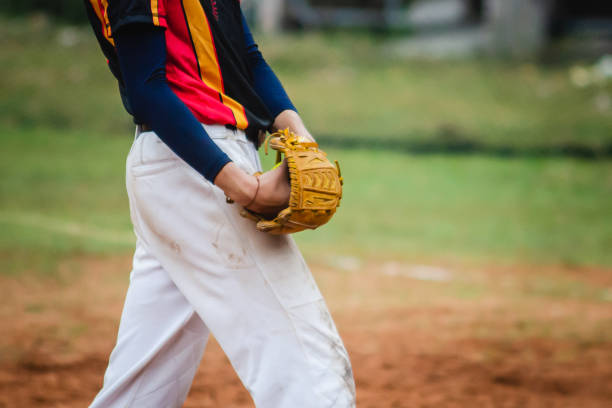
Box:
<box><xmin>1</xmin><ymin>18</ymin><xmax>611</xmax><ymax>149</ymax></box>
<box><xmin>0</xmin><ymin>18</ymin><xmax>130</xmax><ymax>133</ymax></box>
<box><xmin>0</xmin><ymin>17</ymin><xmax>611</xmax><ymax>273</ymax></box>
<box><xmin>1</xmin><ymin>128</ymin><xmax>610</xmax><ymax>273</ymax></box>
<box><xmin>260</xmin><ymin>33</ymin><xmax>612</xmax><ymax>150</ymax></box>
<box><xmin>283</xmin><ymin>150</ymin><xmax>612</xmax><ymax>265</ymax></box>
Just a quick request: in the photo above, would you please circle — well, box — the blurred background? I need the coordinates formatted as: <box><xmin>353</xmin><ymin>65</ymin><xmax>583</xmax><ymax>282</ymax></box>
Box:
<box><xmin>1</xmin><ymin>1</ymin><xmax>611</xmax><ymax>407</ymax></box>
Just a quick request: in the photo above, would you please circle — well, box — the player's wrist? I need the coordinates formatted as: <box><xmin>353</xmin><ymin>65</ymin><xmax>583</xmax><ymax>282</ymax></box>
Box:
<box><xmin>214</xmin><ymin>162</ymin><xmax>258</xmax><ymax>207</ymax></box>
<box><xmin>237</xmin><ymin>174</ymin><xmax>259</xmax><ymax>207</ymax></box>
<box><xmin>246</xmin><ymin>161</ymin><xmax>290</xmax><ymax>215</ymax></box>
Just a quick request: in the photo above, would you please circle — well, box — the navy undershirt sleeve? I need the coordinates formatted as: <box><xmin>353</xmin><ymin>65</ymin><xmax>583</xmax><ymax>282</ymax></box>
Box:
<box><xmin>114</xmin><ymin>24</ymin><xmax>231</xmax><ymax>183</ymax></box>
<box><xmin>241</xmin><ymin>13</ymin><xmax>297</xmax><ymax>117</ymax></box>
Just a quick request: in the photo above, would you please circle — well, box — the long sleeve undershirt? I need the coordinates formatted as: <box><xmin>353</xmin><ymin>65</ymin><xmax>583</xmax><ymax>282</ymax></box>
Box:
<box><xmin>241</xmin><ymin>13</ymin><xmax>296</xmax><ymax>117</ymax></box>
<box><xmin>114</xmin><ymin>15</ymin><xmax>295</xmax><ymax>183</ymax></box>
<box><xmin>115</xmin><ymin>25</ymin><xmax>231</xmax><ymax>183</ymax></box>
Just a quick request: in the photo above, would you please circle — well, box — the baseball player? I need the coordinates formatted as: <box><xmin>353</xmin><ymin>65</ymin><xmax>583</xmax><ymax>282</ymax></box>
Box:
<box><xmin>83</xmin><ymin>0</ymin><xmax>355</xmax><ymax>407</ymax></box>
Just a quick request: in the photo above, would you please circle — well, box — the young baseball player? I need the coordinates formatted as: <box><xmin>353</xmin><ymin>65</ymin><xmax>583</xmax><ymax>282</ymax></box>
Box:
<box><xmin>84</xmin><ymin>0</ymin><xmax>355</xmax><ymax>406</ymax></box>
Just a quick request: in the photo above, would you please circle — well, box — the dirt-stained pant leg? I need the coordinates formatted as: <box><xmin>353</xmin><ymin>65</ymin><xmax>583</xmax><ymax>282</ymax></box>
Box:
<box><xmin>91</xmin><ymin>125</ymin><xmax>355</xmax><ymax>408</ymax></box>
<box><xmin>89</xmin><ymin>241</ymin><xmax>209</xmax><ymax>407</ymax></box>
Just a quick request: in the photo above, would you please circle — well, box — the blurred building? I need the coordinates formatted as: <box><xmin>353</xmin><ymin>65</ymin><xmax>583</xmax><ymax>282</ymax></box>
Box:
<box><xmin>254</xmin><ymin>0</ymin><xmax>612</xmax><ymax>57</ymax></box>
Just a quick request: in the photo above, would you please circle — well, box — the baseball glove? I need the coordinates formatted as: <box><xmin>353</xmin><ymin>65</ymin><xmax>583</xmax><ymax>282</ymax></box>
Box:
<box><xmin>241</xmin><ymin>128</ymin><xmax>343</xmax><ymax>234</ymax></box>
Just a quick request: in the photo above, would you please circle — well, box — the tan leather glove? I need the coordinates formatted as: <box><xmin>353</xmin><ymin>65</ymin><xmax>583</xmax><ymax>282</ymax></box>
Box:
<box><xmin>241</xmin><ymin>128</ymin><xmax>343</xmax><ymax>234</ymax></box>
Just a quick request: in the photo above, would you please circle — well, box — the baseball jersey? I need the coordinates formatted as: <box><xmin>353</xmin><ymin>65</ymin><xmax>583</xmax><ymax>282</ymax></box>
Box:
<box><xmin>85</xmin><ymin>0</ymin><xmax>274</xmax><ymax>139</ymax></box>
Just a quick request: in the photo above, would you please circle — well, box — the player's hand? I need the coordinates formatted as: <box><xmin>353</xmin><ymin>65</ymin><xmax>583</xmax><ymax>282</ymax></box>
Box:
<box><xmin>246</xmin><ymin>160</ymin><xmax>290</xmax><ymax>218</ymax></box>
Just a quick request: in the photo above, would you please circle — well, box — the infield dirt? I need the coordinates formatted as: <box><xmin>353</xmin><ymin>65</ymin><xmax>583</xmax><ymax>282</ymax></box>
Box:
<box><xmin>1</xmin><ymin>255</ymin><xmax>611</xmax><ymax>407</ymax></box>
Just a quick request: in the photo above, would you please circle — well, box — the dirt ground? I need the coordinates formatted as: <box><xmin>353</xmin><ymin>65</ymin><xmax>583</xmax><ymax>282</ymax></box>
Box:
<box><xmin>1</xmin><ymin>255</ymin><xmax>611</xmax><ymax>407</ymax></box>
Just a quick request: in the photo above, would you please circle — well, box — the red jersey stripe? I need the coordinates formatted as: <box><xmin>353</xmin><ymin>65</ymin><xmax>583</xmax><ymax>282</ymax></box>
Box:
<box><xmin>180</xmin><ymin>0</ymin><xmax>248</xmax><ymax>128</ymax></box>
<box><xmin>163</xmin><ymin>0</ymin><xmax>237</xmax><ymax>126</ymax></box>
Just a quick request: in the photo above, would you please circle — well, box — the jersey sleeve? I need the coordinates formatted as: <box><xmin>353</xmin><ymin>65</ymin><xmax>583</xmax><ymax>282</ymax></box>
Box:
<box><xmin>107</xmin><ymin>0</ymin><xmax>167</xmax><ymax>34</ymax></box>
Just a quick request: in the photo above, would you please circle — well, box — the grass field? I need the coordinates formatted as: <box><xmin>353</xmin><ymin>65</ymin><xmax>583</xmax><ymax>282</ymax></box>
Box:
<box><xmin>1</xmin><ymin>16</ymin><xmax>611</xmax><ymax>270</ymax></box>
<box><xmin>3</xmin><ymin>17</ymin><xmax>612</xmax><ymax>151</ymax></box>
<box><xmin>0</xmin><ymin>15</ymin><xmax>611</xmax><ymax>407</ymax></box>
<box><xmin>2</xmin><ymin>127</ymin><xmax>611</xmax><ymax>273</ymax></box>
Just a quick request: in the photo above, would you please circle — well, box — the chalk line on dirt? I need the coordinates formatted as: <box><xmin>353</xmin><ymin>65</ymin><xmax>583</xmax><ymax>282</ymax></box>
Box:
<box><xmin>0</xmin><ymin>211</ymin><xmax>134</xmax><ymax>246</ymax></box>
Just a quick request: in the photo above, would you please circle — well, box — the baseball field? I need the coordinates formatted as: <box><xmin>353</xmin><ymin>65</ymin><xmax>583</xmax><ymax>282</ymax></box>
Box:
<box><xmin>1</xmin><ymin>17</ymin><xmax>612</xmax><ymax>407</ymax></box>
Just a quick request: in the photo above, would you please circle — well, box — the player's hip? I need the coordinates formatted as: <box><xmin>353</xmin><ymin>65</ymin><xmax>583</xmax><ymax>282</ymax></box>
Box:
<box><xmin>127</xmin><ymin>124</ymin><xmax>260</xmax><ymax>177</ymax></box>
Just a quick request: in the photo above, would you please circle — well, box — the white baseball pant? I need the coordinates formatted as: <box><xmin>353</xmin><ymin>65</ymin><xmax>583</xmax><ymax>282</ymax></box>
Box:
<box><xmin>89</xmin><ymin>125</ymin><xmax>356</xmax><ymax>407</ymax></box>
